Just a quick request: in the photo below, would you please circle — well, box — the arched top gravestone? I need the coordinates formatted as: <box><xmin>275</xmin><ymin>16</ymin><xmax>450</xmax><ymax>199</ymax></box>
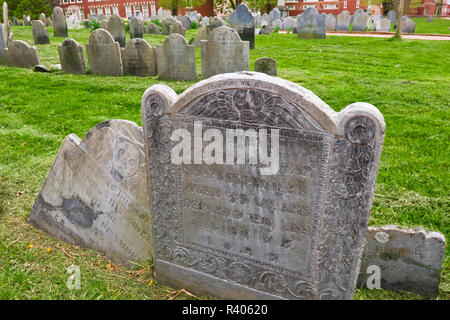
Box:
<box><xmin>229</xmin><ymin>3</ymin><xmax>255</xmax><ymax>49</ymax></box>
<box><xmin>86</xmin><ymin>28</ymin><xmax>123</xmax><ymax>76</ymax></box>
<box><xmin>32</xmin><ymin>20</ymin><xmax>50</xmax><ymax>45</ymax></box>
<box><xmin>107</xmin><ymin>15</ymin><xmax>126</xmax><ymax>47</ymax></box>
<box><xmin>53</xmin><ymin>6</ymin><xmax>68</xmax><ymax>37</ymax></box>
<box><xmin>141</xmin><ymin>72</ymin><xmax>386</xmax><ymax>300</ymax></box>
<box><xmin>7</xmin><ymin>40</ymin><xmax>40</xmax><ymax>68</ymax></box>
<box><xmin>58</xmin><ymin>38</ymin><xmax>86</xmax><ymax>74</ymax></box>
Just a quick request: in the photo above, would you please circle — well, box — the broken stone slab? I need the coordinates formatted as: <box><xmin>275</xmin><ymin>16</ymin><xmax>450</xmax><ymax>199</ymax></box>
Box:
<box><xmin>358</xmin><ymin>225</ymin><xmax>446</xmax><ymax>298</ymax></box>
<box><xmin>29</xmin><ymin>120</ymin><xmax>152</xmax><ymax>266</ymax></box>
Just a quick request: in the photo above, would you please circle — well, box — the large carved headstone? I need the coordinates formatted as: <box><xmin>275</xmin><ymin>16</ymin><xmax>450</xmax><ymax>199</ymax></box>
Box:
<box><xmin>297</xmin><ymin>8</ymin><xmax>326</xmax><ymax>39</ymax></box>
<box><xmin>122</xmin><ymin>38</ymin><xmax>156</xmax><ymax>77</ymax></box>
<box><xmin>58</xmin><ymin>38</ymin><xmax>86</xmax><ymax>74</ymax></box>
<box><xmin>229</xmin><ymin>4</ymin><xmax>255</xmax><ymax>50</ymax></box>
<box><xmin>86</xmin><ymin>28</ymin><xmax>123</xmax><ymax>76</ymax></box>
<box><xmin>141</xmin><ymin>72</ymin><xmax>385</xmax><ymax>300</ymax></box>
<box><xmin>107</xmin><ymin>15</ymin><xmax>126</xmax><ymax>47</ymax></box>
<box><xmin>32</xmin><ymin>20</ymin><xmax>50</xmax><ymax>45</ymax></box>
<box><xmin>29</xmin><ymin>120</ymin><xmax>152</xmax><ymax>266</ymax></box>
<box><xmin>53</xmin><ymin>6</ymin><xmax>68</xmax><ymax>37</ymax></box>
<box><xmin>200</xmin><ymin>27</ymin><xmax>249</xmax><ymax>79</ymax></box>
<box><xmin>7</xmin><ymin>40</ymin><xmax>40</xmax><ymax>68</ymax></box>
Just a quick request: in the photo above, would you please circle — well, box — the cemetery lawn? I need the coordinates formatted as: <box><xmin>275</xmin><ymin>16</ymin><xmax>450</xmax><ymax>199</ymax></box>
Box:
<box><xmin>0</xmin><ymin>26</ymin><xmax>449</xmax><ymax>300</ymax></box>
<box><xmin>412</xmin><ymin>17</ymin><xmax>450</xmax><ymax>34</ymax></box>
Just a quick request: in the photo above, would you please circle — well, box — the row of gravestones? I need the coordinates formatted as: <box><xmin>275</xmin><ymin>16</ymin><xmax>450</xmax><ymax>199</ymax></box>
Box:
<box><xmin>26</xmin><ymin>71</ymin><xmax>446</xmax><ymax>299</ymax></box>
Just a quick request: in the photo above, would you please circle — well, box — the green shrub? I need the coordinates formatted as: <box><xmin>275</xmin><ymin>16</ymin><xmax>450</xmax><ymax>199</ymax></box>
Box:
<box><xmin>151</xmin><ymin>19</ymin><xmax>161</xmax><ymax>27</ymax></box>
<box><xmin>191</xmin><ymin>21</ymin><xmax>198</xmax><ymax>29</ymax></box>
<box><xmin>273</xmin><ymin>25</ymin><xmax>280</xmax><ymax>33</ymax></box>
<box><xmin>88</xmin><ymin>19</ymin><xmax>100</xmax><ymax>32</ymax></box>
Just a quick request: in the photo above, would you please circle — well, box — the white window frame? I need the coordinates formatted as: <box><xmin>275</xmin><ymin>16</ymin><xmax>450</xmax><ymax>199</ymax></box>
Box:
<box><xmin>356</xmin><ymin>0</ymin><xmax>360</xmax><ymax>8</ymax></box>
<box><xmin>125</xmin><ymin>5</ymin><xmax>132</xmax><ymax>17</ymax></box>
<box><xmin>303</xmin><ymin>4</ymin><xmax>316</xmax><ymax>9</ymax></box>
<box><xmin>134</xmin><ymin>4</ymin><xmax>140</xmax><ymax>14</ymax></box>
<box><xmin>142</xmin><ymin>4</ymin><xmax>149</xmax><ymax>16</ymax></box>
<box><xmin>344</xmin><ymin>1</ymin><xmax>347</xmax><ymax>8</ymax></box>
<box><xmin>113</xmin><ymin>6</ymin><xmax>119</xmax><ymax>16</ymax></box>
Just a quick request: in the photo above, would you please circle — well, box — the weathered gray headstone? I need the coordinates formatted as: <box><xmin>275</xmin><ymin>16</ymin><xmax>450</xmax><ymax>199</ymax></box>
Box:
<box><xmin>401</xmin><ymin>16</ymin><xmax>416</xmax><ymax>33</ymax></box>
<box><xmin>229</xmin><ymin>4</ymin><xmax>255</xmax><ymax>50</ymax></box>
<box><xmin>254</xmin><ymin>57</ymin><xmax>277</xmax><ymax>76</ymax></box>
<box><xmin>29</xmin><ymin>120</ymin><xmax>152</xmax><ymax>267</ymax></box>
<box><xmin>387</xmin><ymin>10</ymin><xmax>396</xmax><ymax>24</ymax></box>
<box><xmin>0</xmin><ymin>24</ymin><xmax>7</xmax><ymax>64</ymax></box>
<box><xmin>39</xmin><ymin>13</ymin><xmax>46</xmax><ymax>25</ymax></box>
<box><xmin>269</xmin><ymin>7</ymin><xmax>281</xmax><ymax>25</ymax></box>
<box><xmin>107</xmin><ymin>15</ymin><xmax>126</xmax><ymax>47</ymax></box>
<box><xmin>351</xmin><ymin>8</ymin><xmax>364</xmax><ymax>25</ymax></box>
<box><xmin>141</xmin><ymin>71</ymin><xmax>386</xmax><ymax>300</ymax></box>
<box><xmin>206</xmin><ymin>17</ymin><xmax>226</xmax><ymax>36</ymax></box>
<box><xmin>23</xmin><ymin>14</ymin><xmax>31</xmax><ymax>26</ymax></box>
<box><xmin>352</xmin><ymin>12</ymin><xmax>369</xmax><ymax>32</ymax></box>
<box><xmin>58</xmin><ymin>38</ymin><xmax>86</xmax><ymax>74</ymax></box>
<box><xmin>168</xmin><ymin>22</ymin><xmax>185</xmax><ymax>37</ymax></box>
<box><xmin>193</xmin><ymin>26</ymin><xmax>208</xmax><ymax>46</ymax></box>
<box><xmin>144</xmin><ymin>22</ymin><xmax>161</xmax><ymax>34</ymax></box>
<box><xmin>156</xmin><ymin>33</ymin><xmax>196</xmax><ymax>81</ymax></box>
<box><xmin>122</xmin><ymin>38</ymin><xmax>156</xmax><ymax>77</ymax></box>
<box><xmin>7</xmin><ymin>40</ymin><xmax>40</xmax><ymax>68</ymax></box>
<box><xmin>358</xmin><ymin>226</ymin><xmax>446</xmax><ymax>298</ymax></box>
<box><xmin>181</xmin><ymin>15</ymin><xmax>191</xmax><ymax>30</ymax></box>
<box><xmin>129</xmin><ymin>17</ymin><xmax>143</xmax><ymax>39</ymax></box>
<box><xmin>297</xmin><ymin>8</ymin><xmax>326</xmax><ymax>39</ymax></box>
<box><xmin>375</xmin><ymin>18</ymin><xmax>391</xmax><ymax>32</ymax></box>
<box><xmin>336</xmin><ymin>10</ymin><xmax>351</xmax><ymax>31</ymax></box>
<box><xmin>326</xmin><ymin>14</ymin><xmax>336</xmax><ymax>31</ymax></box>
<box><xmin>12</xmin><ymin>16</ymin><xmax>19</xmax><ymax>26</ymax></box>
<box><xmin>201</xmin><ymin>16</ymin><xmax>209</xmax><ymax>27</ymax></box>
<box><xmin>201</xmin><ymin>26</ymin><xmax>249</xmax><ymax>79</ymax></box>
<box><xmin>2</xmin><ymin>2</ymin><xmax>8</xmax><ymax>42</ymax></box>
<box><xmin>32</xmin><ymin>20</ymin><xmax>50</xmax><ymax>45</ymax></box>
<box><xmin>53</xmin><ymin>7</ymin><xmax>68</xmax><ymax>37</ymax></box>
<box><xmin>161</xmin><ymin>17</ymin><xmax>178</xmax><ymax>35</ymax></box>
<box><xmin>283</xmin><ymin>16</ymin><xmax>294</xmax><ymax>30</ymax></box>
<box><xmin>272</xmin><ymin>18</ymin><xmax>282</xmax><ymax>30</ymax></box>
<box><xmin>67</xmin><ymin>14</ymin><xmax>82</xmax><ymax>29</ymax></box>
<box><xmin>86</xmin><ymin>28</ymin><xmax>123</xmax><ymax>76</ymax></box>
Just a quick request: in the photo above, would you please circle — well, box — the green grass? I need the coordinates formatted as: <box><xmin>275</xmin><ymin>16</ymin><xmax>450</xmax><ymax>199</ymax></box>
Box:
<box><xmin>413</xmin><ymin>17</ymin><xmax>450</xmax><ymax>34</ymax></box>
<box><xmin>0</xmin><ymin>26</ymin><xmax>449</xmax><ymax>300</ymax></box>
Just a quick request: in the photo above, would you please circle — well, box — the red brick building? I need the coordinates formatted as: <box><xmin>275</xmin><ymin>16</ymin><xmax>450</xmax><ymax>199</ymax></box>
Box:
<box><xmin>286</xmin><ymin>0</ymin><xmax>367</xmax><ymax>16</ymax></box>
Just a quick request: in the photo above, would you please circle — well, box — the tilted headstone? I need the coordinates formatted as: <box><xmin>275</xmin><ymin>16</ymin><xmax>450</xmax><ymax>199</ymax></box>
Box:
<box><xmin>375</xmin><ymin>18</ymin><xmax>390</xmax><ymax>32</ymax></box>
<box><xmin>86</xmin><ymin>28</ymin><xmax>123</xmax><ymax>76</ymax></box>
<box><xmin>181</xmin><ymin>15</ymin><xmax>191</xmax><ymax>30</ymax></box>
<box><xmin>200</xmin><ymin>26</ymin><xmax>249</xmax><ymax>79</ymax></box>
<box><xmin>269</xmin><ymin>7</ymin><xmax>281</xmax><ymax>25</ymax></box>
<box><xmin>0</xmin><ymin>24</ymin><xmax>7</xmax><ymax>64</ymax></box>
<box><xmin>297</xmin><ymin>8</ymin><xmax>326</xmax><ymax>39</ymax></box>
<box><xmin>7</xmin><ymin>40</ymin><xmax>40</xmax><ymax>68</ymax></box>
<box><xmin>401</xmin><ymin>16</ymin><xmax>415</xmax><ymax>33</ymax></box>
<box><xmin>58</xmin><ymin>38</ymin><xmax>86</xmax><ymax>74</ymax></box>
<box><xmin>122</xmin><ymin>38</ymin><xmax>156</xmax><ymax>77</ymax></box>
<box><xmin>53</xmin><ymin>7</ymin><xmax>68</xmax><ymax>37</ymax></box>
<box><xmin>358</xmin><ymin>226</ymin><xmax>446</xmax><ymax>298</ymax></box>
<box><xmin>32</xmin><ymin>20</ymin><xmax>50</xmax><ymax>45</ymax></box>
<box><xmin>229</xmin><ymin>4</ymin><xmax>255</xmax><ymax>50</ymax></box>
<box><xmin>283</xmin><ymin>16</ymin><xmax>294</xmax><ymax>30</ymax></box>
<box><xmin>29</xmin><ymin>120</ymin><xmax>152</xmax><ymax>267</ymax></box>
<box><xmin>107</xmin><ymin>15</ymin><xmax>126</xmax><ymax>47</ymax></box>
<box><xmin>326</xmin><ymin>14</ymin><xmax>336</xmax><ymax>31</ymax></box>
<box><xmin>129</xmin><ymin>17</ymin><xmax>143</xmax><ymax>39</ymax></box>
<box><xmin>254</xmin><ymin>57</ymin><xmax>277</xmax><ymax>76</ymax></box>
<box><xmin>336</xmin><ymin>10</ymin><xmax>351</xmax><ymax>31</ymax></box>
<box><xmin>352</xmin><ymin>13</ymin><xmax>369</xmax><ymax>32</ymax></box>
<box><xmin>141</xmin><ymin>71</ymin><xmax>385</xmax><ymax>300</ymax></box>
<box><xmin>144</xmin><ymin>22</ymin><xmax>161</xmax><ymax>34</ymax></box>
<box><xmin>156</xmin><ymin>33</ymin><xmax>196</xmax><ymax>81</ymax></box>
<box><xmin>387</xmin><ymin>10</ymin><xmax>396</xmax><ymax>24</ymax></box>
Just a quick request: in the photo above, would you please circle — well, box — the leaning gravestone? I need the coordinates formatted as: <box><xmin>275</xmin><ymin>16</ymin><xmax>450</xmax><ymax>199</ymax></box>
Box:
<box><xmin>229</xmin><ymin>3</ymin><xmax>255</xmax><ymax>50</ymax></box>
<box><xmin>58</xmin><ymin>38</ymin><xmax>86</xmax><ymax>74</ymax></box>
<box><xmin>200</xmin><ymin>27</ymin><xmax>249</xmax><ymax>79</ymax></box>
<box><xmin>0</xmin><ymin>24</ymin><xmax>7</xmax><ymax>64</ymax></box>
<box><xmin>352</xmin><ymin>12</ymin><xmax>369</xmax><ymax>32</ymax></box>
<box><xmin>297</xmin><ymin>8</ymin><xmax>326</xmax><ymax>39</ymax></box>
<box><xmin>326</xmin><ymin>14</ymin><xmax>336</xmax><ymax>31</ymax></box>
<box><xmin>86</xmin><ymin>28</ymin><xmax>123</xmax><ymax>76</ymax></box>
<box><xmin>181</xmin><ymin>15</ymin><xmax>191</xmax><ymax>30</ymax></box>
<box><xmin>107</xmin><ymin>15</ymin><xmax>126</xmax><ymax>47</ymax></box>
<box><xmin>7</xmin><ymin>40</ymin><xmax>40</xmax><ymax>68</ymax></box>
<box><xmin>156</xmin><ymin>33</ymin><xmax>196</xmax><ymax>81</ymax></box>
<box><xmin>53</xmin><ymin>6</ymin><xmax>68</xmax><ymax>37</ymax></box>
<box><xmin>32</xmin><ymin>20</ymin><xmax>50</xmax><ymax>45</ymax></box>
<box><xmin>122</xmin><ymin>38</ymin><xmax>156</xmax><ymax>77</ymax></box>
<box><xmin>13</xmin><ymin>16</ymin><xmax>19</xmax><ymax>26</ymax></box>
<box><xmin>141</xmin><ymin>71</ymin><xmax>385</xmax><ymax>300</ymax></box>
<box><xmin>358</xmin><ymin>226</ymin><xmax>446</xmax><ymax>298</ymax></box>
<box><xmin>29</xmin><ymin>120</ymin><xmax>152</xmax><ymax>267</ymax></box>
<box><xmin>254</xmin><ymin>57</ymin><xmax>277</xmax><ymax>76</ymax></box>
<box><xmin>336</xmin><ymin>10</ymin><xmax>351</xmax><ymax>31</ymax></box>
<box><xmin>129</xmin><ymin>17</ymin><xmax>143</xmax><ymax>39</ymax></box>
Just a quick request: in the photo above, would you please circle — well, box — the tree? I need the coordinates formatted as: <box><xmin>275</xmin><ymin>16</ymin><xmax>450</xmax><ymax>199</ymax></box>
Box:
<box><xmin>247</xmin><ymin>0</ymin><xmax>278</xmax><ymax>14</ymax></box>
<box><xmin>158</xmin><ymin>0</ymin><xmax>207</xmax><ymax>16</ymax></box>
<box><xmin>9</xmin><ymin>0</ymin><xmax>52</xmax><ymax>20</ymax></box>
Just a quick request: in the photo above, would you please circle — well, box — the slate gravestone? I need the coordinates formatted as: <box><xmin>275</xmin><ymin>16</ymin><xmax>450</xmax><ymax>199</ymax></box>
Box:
<box><xmin>29</xmin><ymin>120</ymin><xmax>152</xmax><ymax>267</ymax></box>
<box><xmin>144</xmin><ymin>23</ymin><xmax>161</xmax><ymax>34</ymax></box>
<box><xmin>387</xmin><ymin>10</ymin><xmax>396</xmax><ymax>23</ymax></box>
<box><xmin>0</xmin><ymin>24</ymin><xmax>7</xmax><ymax>64</ymax></box>
<box><xmin>86</xmin><ymin>28</ymin><xmax>123</xmax><ymax>76</ymax></box>
<box><xmin>401</xmin><ymin>16</ymin><xmax>415</xmax><ymax>33</ymax></box>
<box><xmin>156</xmin><ymin>33</ymin><xmax>196</xmax><ymax>81</ymax></box>
<box><xmin>229</xmin><ymin>4</ymin><xmax>255</xmax><ymax>50</ymax></box>
<box><xmin>181</xmin><ymin>15</ymin><xmax>191</xmax><ymax>30</ymax></box>
<box><xmin>32</xmin><ymin>20</ymin><xmax>50</xmax><ymax>45</ymax></box>
<box><xmin>39</xmin><ymin>13</ymin><xmax>46</xmax><ymax>25</ymax></box>
<box><xmin>7</xmin><ymin>40</ymin><xmax>40</xmax><ymax>68</ymax></box>
<box><xmin>352</xmin><ymin>13</ymin><xmax>369</xmax><ymax>32</ymax></box>
<box><xmin>283</xmin><ymin>16</ymin><xmax>294</xmax><ymax>30</ymax></box>
<box><xmin>129</xmin><ymin>17</ymin><xmax>143</xmax><ymax>39</ymax></box>
<box><xmin>200</xmin><ymin>27</ymin><xmax>249</xmax><ymax>79</ymax></box>
<box><xmin>336</xmin><ymin>10</ymin><xmax>351</xmax><ymax>31</ymax></box>
<box><xmin>376</xmin><ymin>18</ymin><xmax>390</xmax><ymax>32</ymax></box>
<box><xmin>107</xmin><ymin>15</ymin><xmax>126</xmax><ymax>47</ymax></box>
<box><xmin>358</xmin><ymin>226</ymin><xmax>446</xmax><ymax>298</ymax></box>
<box><xmin>122</xmin><ymin>38</ymin><xmax>156</xmax><ymax>77</ymax></box>
<box><xmin>254</xmin><ymin>57</ymin><xmax>277</xmax><ymax>76</ymax></box>
<box><xmin>53</xmin><ymin>7</ymin><xmax>68</xmax><ymax>37</ymax></box>
<box><xmin>58</xmin><ymin>38</ymin><xmax>86</xmax><ymax>74</ymax></box>
<box><xmin>326</xmin><ymin>14</ymin><xmax>336</xmax><ymax>31</ymax></box>
<box><xmin>141</xmin><ymin>71</ymin><xmax>385</xmax><ymax>300</ymax></box>
<box><xmin>297</xmin><ymin>8</ymin><xmax>326</xmax><ymax>39</ymax></box>
<box><xmin>269</xmin><ymin>7</ymin><xmax>281</xmax><ymax>25</ymax></box>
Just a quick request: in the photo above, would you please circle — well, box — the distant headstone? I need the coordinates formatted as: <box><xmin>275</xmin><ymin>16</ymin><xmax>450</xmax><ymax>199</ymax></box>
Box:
<box><xmin>351</xmin><ymin>9</ymin><xmax>364</xmax><ymax>24</ymax></box>
<box><xmin>254</xmin><ymin>57</ymin><xmax>277</xmax><ymax>76</ymax></box>
<box><xmin>269</xmin><ymin>7</ymin><xmax>280</xmax><ymax>25</ymax></box>
<box><xmin>58</xmin><ymin>38</ymin><xmax>86</xmax><ymax>74</ymax></box>
<box><xmin>200</xmin><ymin>26</ymin><xmax>249</xmax><ymax>79</ymax></box>
<box><xmin>358</xmin><ymin>226</ymin><xmax>446</xmax><ymax>298</ymax></box>
<box><xmin>161</xmin><ymin>16</ymin><xmax>176</xmax><ymax>35</ymax></box>
<box><xmin>122</xmin><ymin>38</ymin><xmax>156</xmax><ymax>77</ymax></box>
<box><xmin>336</xmin><ymin>10</ymin><xmax>351</xmax><ymax>31</ymax></box>
<box><xmin>39</xmin><ymin>13</ymin><xmax>46</xmax><ymax>25</ymax></box>
<box><xmin>272</xmin><ymin>19</ymin><xmax>282</xmax><ymax>30</ymax></box>
<box><xmin>169</xmin><ymin>22</ymin><xmax>185</xmax><ymax>37</ymax></box>
<box><xmin>86</xmin><ymin>28</ymin><xmax>123</xmax><ymax>76</ymax></box>
<box><xmin>129</xmin><ymin>17</ymin><xmax>143</xmax><ymax>39</ymax></box>
<box><xmin>375</xmin><ymin>18</ymin><xmax>390</xmax><ymax>32</ymax></box>
<box><xmin>229</xmin><ymin>4</ymin><xmax>255</xmax><ymax>49</ymax></box>
<box><xmin>387</xmin><ymin>10</ymin><xmax>396</xmax><ymax>24</ymax></box>
<box><xmin>297</xmin><ymin>8</ymin><xmax>326</xmax><ymax>39</ymax></box>
<box><xmin>401</xmin><ymin>16</ymin><xmax>416</xmax><ymax>33</ymax></box>
<box><xmin>29</xmin><ymin>120</ymin><xmax>152</xmax><ymax>267</ymax></box>
<box><xmin>22</xmin><ymin>14</ymin><xmax>31</xmax><ymax>26</ymax></box>
<box><xmin>162</xmin><ymin>17</ymin><xmax>184</xmax><ymax>36</ymax></box>
<box><xmin>13</xmin><ymin>16</ymin><xmax>19</xmax><ymax>26</ymax></box>
<box><xmin>46</xmin><ymin>17</ymin><xmax>52</xmax><ymax>27</ymax></box>
<box><xmin>201</xmin><ymin>16</ymin><xmax>209</xmax><ymax>27</ymax></box>
<box><xmin>181</xmin><ymin>15</ymin><xmax>191</xmax><ymax>30</ymax></box>
<box><xmin>326</xmin><ymin>14</ymin><xmax>336</xmax><ymax>31</ymax></box>
<box><xmin>53</xmin><ymin>7</ymin><xmax>68</xmax><ymax>37</ymax></box>
<box><xmin>206</xmin><ymin>17</ymin><xmax>226</xmax><ymax>35</ymax></box>
<box><xmin>32</xmin><ymin>20</ymin><xmax>50</xmax><ymax>45</ymax></box>
<box><xmin>260</xmin><ymin>24</ymin><xmax>271</xmax><ymax>35</ymax></box>
<box><xmin>107</xmin><ymin>15</ymin><xmax>126</xmax><ymax>47</ymax></box>
<box><xmin>141</xmin><ymin>71</ymin><xmax>386</xmax><ymax>300</ymax></box>
<box><xmin>283</xmin><ymin>16</ymin><xmax>294</xmax><ymax>30</ymax></box>
<box><xmin>352</xmin><ymin>12</ymin><xmax>369</xmax><ymax>32</ymax></box>
<box><xmin>156</xmin><ymin>33</ymin><xmax>196</xmax><ymax>81</ymax></box>
<box><xmin>144</xmin><ymin>22</ymin><xmax>161</xmax><ymax>34</ymax></box>
<box><xmin>7</xmin><ymin>40</ymin><xmax>40</xmax><ymax>68</ymax></box>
